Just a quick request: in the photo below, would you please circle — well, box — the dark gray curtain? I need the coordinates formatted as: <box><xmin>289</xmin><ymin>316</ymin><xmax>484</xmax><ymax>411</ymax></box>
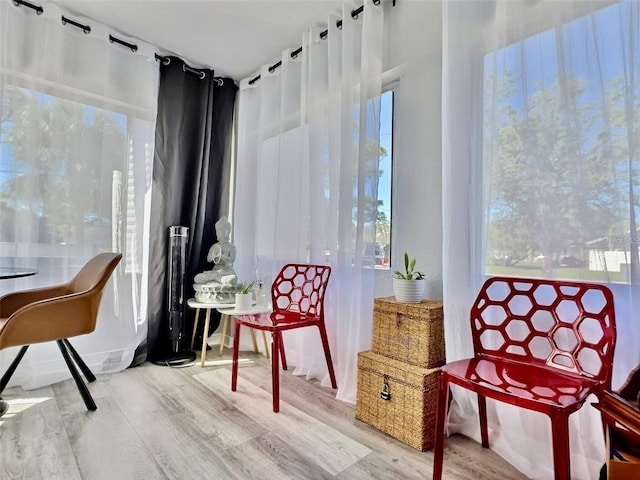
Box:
<box><xmin>133</xmin><ymin>56</ymin><xmax>237</xmax><ymax>364</ymax></box>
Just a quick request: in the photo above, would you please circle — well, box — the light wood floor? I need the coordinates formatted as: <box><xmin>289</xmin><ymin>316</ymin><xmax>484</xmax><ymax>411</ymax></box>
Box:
<box><xmin>0</xmin><ymin>348</ymin><xmax>528</xmax><ymax>480</ymax></box>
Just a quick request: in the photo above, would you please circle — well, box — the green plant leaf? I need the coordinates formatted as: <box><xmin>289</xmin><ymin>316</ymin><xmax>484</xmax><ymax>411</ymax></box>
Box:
<box><xmin>238</xmin><ymin>280</ymin><xmax>255</xmax><ymax>294</ymax></box>
<box><xmin>396</xmin><ymin>252</ymin><xmax>425</xmax><ymax>281</ymax></box>
<box><xmin>394</xmin><ymin>270</ymin><xmax>406</xmax><ymax>279</ymax></box>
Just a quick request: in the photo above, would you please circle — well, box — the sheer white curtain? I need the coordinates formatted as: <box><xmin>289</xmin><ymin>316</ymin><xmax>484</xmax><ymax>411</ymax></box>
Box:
<box><xmin>235</xmin><ymin>1</ymin><xmax>383</xmax><ymax>403</ymax></box>
<box><xmin>443</xmin><ymin>1</ymin><xmax>640</xmax><ymax>478</ymax></box>
<box><xmin>0</xmin><ymin>2</ymin><xmax>158</xmax><ymax>388</ymax></box>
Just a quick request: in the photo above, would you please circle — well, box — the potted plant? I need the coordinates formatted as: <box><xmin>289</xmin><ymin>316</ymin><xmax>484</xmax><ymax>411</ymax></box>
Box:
<box><xmin>393</xmin><ymin>252</ymin><xmax>425</xmax><ymax>303</ymax></box>
<box><xmin>235</xmin><ymin>280</ymin><xmax>255</xmax><ymax>312</ymax></box>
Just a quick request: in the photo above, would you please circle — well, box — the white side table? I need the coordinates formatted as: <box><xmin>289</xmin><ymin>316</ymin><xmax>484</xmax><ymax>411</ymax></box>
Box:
<box><xmin>217</xmin><ymin>305</ymin><xmax>272</xmax><ymax>363</ymax></box>
<box><xmin>187</xmin><ymin>298</ymin><xmax>271</xmax><ymax>367</ymax></box>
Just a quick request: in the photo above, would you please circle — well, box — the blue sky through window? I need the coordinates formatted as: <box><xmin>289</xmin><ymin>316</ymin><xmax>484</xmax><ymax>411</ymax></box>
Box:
<box><xmin>379</xmin><ymin>90</ymin><xmax>393</xmax><ymax>225</ymax></box>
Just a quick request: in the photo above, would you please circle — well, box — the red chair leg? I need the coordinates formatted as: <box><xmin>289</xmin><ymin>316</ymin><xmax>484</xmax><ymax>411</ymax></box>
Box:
<box><xmin>279</xmin><ymin>333</ymin><xmax>287</xmax><ymax>370</ymax></box>
<box><xmin>478</xmin><ymin>393</ymin><xmax>489</xmax><ymax>448</ymax></box>
<box><xmin>551</xmin><ymin>412</ymin><xmax>571</xmax><ymax>480</ymax></box>
<box><xmin>271</xmin><ymin>331</ymin><xmax>281</xmax><ymax>413</ymax></box>
<box><xmin>231</xmin><ymin>320</ymin><xmax>242</xmax><ymax>392</ymax></box>
<box><xmin>318</xmin><ymin>323</ymin><xmax>337</xmax><ymax>389</ymax></box>
<box><xmin>432</xmin><ymin>372</ymin><xmax>450</xmax><ymax>480</ymax></box>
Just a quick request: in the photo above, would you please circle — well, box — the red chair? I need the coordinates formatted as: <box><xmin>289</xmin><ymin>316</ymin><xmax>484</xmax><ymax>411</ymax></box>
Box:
<box><xmin>432</xmin><ymin>277</ymin><xmax>616</xmax><ymax>480</ymax></box>
<box><xmin>231</xmin><ymin>263</ymin><xmax>336</xmax><ymax>412</ymax></box>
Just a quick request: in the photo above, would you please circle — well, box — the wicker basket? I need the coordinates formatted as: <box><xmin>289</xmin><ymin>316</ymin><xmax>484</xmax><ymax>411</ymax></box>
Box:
<box><xmin>372</xmin><ymin>297</ymin><xmax>445</xmax><ymax>369</ymax></box>
<box><xmin>355</xmin><ymin>350</ymin><xmax>440</xmax><ymax>451</ymax></box>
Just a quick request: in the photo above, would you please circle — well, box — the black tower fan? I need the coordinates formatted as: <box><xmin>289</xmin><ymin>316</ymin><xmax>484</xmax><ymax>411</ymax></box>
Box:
<box><xmin>153</xmin><ymin>225</ymin><xmax>196</xmax><ymax>366</ymax></box>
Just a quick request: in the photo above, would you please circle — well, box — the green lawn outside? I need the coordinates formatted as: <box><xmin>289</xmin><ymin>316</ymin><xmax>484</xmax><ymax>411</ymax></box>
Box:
<box><xmin>485</xmin><ymin>264</ymin><xmax>626</xmax><ymax>283</ymax></box>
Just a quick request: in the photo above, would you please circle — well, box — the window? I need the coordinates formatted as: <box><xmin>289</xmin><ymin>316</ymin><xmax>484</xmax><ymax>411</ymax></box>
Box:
<box><xmin>256</xmin><ymin>89</ymin><xmax>394</xmax><ymax>270</ymax></box>
<box><xmin>1</xmin><ymin>87</ymin><xmax>124</xmax><ymax>244</ymax></box>
<box><xmin>0</xmin><ymin>83</ymin><xmax>154</xmax><ymax>281</ymax></box>
<box><xmin>483</xmin><ymin>2</ymin><xmax>640</xmax><ymax>284</ymax></box>
<box><xmin>374</xmin><ymin>89</ymin><xmax>393</xmax><ymax>270</ymax></box>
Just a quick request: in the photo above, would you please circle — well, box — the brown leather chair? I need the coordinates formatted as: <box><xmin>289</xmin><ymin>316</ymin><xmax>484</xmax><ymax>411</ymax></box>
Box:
<box><xmin>0</xmin><ymin>252</ymin><xmax>122</xmax><ymax>411</ymax></box>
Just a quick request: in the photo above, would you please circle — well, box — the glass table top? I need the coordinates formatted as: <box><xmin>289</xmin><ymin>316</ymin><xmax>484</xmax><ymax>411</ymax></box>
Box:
<box><xmin>0</xmin><ymin>267</ymin><xmax>38</xmax><ymax>279</ymax></box>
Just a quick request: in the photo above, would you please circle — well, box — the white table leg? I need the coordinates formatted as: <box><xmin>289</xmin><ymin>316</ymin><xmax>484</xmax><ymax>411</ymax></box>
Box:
<box><xmin>261</xmin><ymin>331</ymin><xmax>270</xmax><ymax>359</ymax></box>
<box><xmin>200</xmin><ymin>308</ymin><xmax>211</xmax><ymax>367</ymax></box>
<box><xmin>249</xmin><ymin>329</ymin><xmax>259</xmax><ymax>353</ymax></box>
<box><xmin>190</xmin><ymin>308</ymin><xmax>201</xmax><ymax>350</ymax></box>
<box><xmin>219</xmin><ymin>314</ymin><xmax>229</xmax><ymax>356</ymax></box>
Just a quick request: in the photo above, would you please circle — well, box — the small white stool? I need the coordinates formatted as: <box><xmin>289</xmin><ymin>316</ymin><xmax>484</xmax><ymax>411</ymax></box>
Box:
<box><xmin>187</xmin><ymin>298</ymin><xmax>270</xmax><ymax>367</ymax></box>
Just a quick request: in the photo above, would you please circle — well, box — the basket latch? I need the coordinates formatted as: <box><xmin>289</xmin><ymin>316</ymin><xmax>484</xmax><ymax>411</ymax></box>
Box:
<box><xmin>380</xmin><ymin>374</ymin><xmax>391</xmax><ymax>401</ymax></box>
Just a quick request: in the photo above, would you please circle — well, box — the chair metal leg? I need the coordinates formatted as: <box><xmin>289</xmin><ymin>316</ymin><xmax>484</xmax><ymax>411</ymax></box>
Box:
<box><xmin>231</xmin><ymin>320</ymin><xmax>242</xmax><ymax>392</ymax></box>
<box><xmin>432</xmin><ymin>372</ymin><xmax>450</xmax><ymax>480</ymax></box>
<box><xmin>62</xmin><ymin>339</ymin><xmax>96</xmax><ymax>383</ymax></box>
<box><xmin>551</xmin><ymin>412</ymin><xmax>571</xmax><ymax>480</ymax></box>
<box><xmin>0</xmin><ymin>345</ymin><xmax>29</xmax><ymax>393</ymax></box>
<box><xmin>317</xmin><ymin>323</ymin><xmax>337</xmax><ymax>389</ymax></box>
<box><xmin>57</xmin><ymin>340</ymin><xmax>96</xmax><ymax>411</ymax></box>
<box><xmin>478</xmin><ymin>393</ymin><xmax>489</xmax><ymax>448</ymax></box>
<box><xmin>271</xmin><ymin>331</ymin><xmax>280</xmax><ymax>413</ymax></box>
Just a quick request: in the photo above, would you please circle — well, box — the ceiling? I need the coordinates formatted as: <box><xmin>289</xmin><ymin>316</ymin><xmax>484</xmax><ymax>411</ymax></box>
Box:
<box><xmin>55</xmin><ymin>0</ymin><xmax>345</xmax><ymax>82</ymax></box>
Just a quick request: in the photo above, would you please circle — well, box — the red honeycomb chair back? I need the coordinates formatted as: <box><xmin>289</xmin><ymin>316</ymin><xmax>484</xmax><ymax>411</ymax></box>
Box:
<box><xmin>471</xmin><ymin>276</ymin><xmax>616</xmax><ymax>386</ymax></box>
<box><xmin>271</xmin><ymin>263</ymin><xmax>331</xmax><ymax>318</ymax></box>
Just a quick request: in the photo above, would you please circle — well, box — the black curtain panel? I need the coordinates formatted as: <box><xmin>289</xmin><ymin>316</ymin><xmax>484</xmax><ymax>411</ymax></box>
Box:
<box><xmin>132</xmin><ymin>56</ymin><xmax>237</xmax><ymax>365</ymax></box>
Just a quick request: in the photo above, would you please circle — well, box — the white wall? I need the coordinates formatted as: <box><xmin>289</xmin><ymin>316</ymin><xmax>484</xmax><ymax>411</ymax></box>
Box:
<box><xmin>374</xmin><ymin>1</ymin><xmax>443</xmax><ymax>301</ymax></box>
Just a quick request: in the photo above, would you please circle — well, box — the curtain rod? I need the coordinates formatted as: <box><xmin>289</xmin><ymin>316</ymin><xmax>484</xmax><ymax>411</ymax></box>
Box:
<box><xmin>12</xmin><ymin>0</ymin><xmax>42</xmax><ymax>14</ymax></box>
<box><xmin>61</xmin><ymin>15</ymin><xmax>91</xmax><ymax>34</ymax></box>
<box><xmin>153</xmin><ymin>54</ymin><xmax>225</xmax><ymax>86</ymax></box>
<box><xmin>12</xmin><ymin>0</ymin><xmax>226</xmax><ymax>86</ymax></box>
<box><xmin>247</xmin><ymin>0</ymin><xmax>394</xmax><ymax>86</ymax></box>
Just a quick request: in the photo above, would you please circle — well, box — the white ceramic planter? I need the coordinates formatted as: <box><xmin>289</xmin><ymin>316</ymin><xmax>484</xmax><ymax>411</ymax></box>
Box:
<box><xmin>393</xmin><ymin>278</ymin><xmax>425</xmax><ymax>304</ymax></box>
<box><xmin>235</xmin><ymin>292</ymin><xmax>253</xmax><ymax>312</ymax></box>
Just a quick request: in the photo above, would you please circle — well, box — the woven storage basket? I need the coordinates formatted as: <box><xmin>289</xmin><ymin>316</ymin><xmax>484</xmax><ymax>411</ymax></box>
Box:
<box><xmin>372</xmin><ymin>297</ymin><xmax>445</xmax><ymax>369</ymax></box>
<box><xmin>355</xmin><ymin>350</ymin><xmax>439</xmax><ymax>451</ymax></box>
